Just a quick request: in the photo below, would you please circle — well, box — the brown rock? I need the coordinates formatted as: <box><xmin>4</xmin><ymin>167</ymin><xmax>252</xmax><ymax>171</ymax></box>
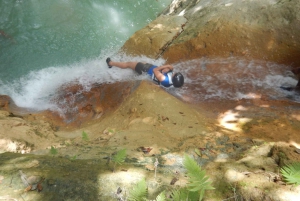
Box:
<box><xmin>0</xmin><ymin>95</ymin><xmax>12</xmax><ymax>110</ymax></box>
<box><xmin>162</xmin><ymin>0</ymin><xmax>300</xmax><ymax>67</ymax></box>
<box><xmin>120</xmin><ymin>15</ymin><xmax>187</xmax><ymax>59</ymax></box>
<box><xmin>28</xmin><ymin>81</ymin><xmax>139</xmax><ymax>130</ymax></box>
<box><xmin>121</xmin><ymin>0</ymin><xmax>300</xmax><ymax>68</ymax></box>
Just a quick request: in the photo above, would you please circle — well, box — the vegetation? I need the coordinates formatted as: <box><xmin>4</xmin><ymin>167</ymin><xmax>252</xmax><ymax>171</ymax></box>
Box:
<box><xmin>49</xmin><ymin>146</ymin><xmax>57</xmax><ymax>155</ymax></box>
<box><xmin>281</xmin><ymin>162</ymin><xmax>300</xmax><ymax>186</ymax></box>
<box><xmin>82</xmin><ymin>131</ymin><xmax>89</xmax><ymax>141</ymax></box>
<box><xmin>127</xmin><ymin>179</ymin><xmax>148</xmax><ymax>201</ymax></box>
<box><xmin>70</xmin><ymin>155</ymin><xmax>77</xmax><ymax>161</ymax></box>
<box><xmin>111</xmin><ymin>148</ymin><xmax>127</xmax><ymax>171</ymax></box>
<box><xmin>126</xmin><ymin>154</ymin><xmax>214</xmax><ymax>201</ymax></box>
<box><xmin>183</xmin><ymin>154</ymin><xmax>215</xmax><ymax>200</ymax></box>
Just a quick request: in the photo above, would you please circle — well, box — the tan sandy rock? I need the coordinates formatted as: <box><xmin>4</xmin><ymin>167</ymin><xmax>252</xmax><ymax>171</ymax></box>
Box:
<box><xmin>120</xmin><ymin>15</ymin><xmax>187</xmax><ymax>59</ymax></box>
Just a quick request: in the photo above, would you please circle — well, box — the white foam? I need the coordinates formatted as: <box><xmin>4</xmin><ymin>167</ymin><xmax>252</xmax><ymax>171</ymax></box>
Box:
<box><xmin>1</xmin><ymin>56</ymin><xmax>299</xmax><ymax>113</ymax></box>
<box><xmin>0</xmin><ymin>53</ymin><xmax>164</xmax><ymax>111</ymax></box>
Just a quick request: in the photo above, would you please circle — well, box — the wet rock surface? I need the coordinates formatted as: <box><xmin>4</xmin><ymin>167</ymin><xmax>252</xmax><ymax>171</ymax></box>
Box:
<box><xmin>22</xmin><ymin>81</ymin><xmax>140</xmax><ymax>130</ymax></box>
<box><xmin>1</xmin><ymin>82</ymin><xmax>300</xmax><ymax>200</ymax></box>
<box><xmin>1</xmin><ymin>0</ymin><xmax>300</xmax><ymax>200</ymax></box>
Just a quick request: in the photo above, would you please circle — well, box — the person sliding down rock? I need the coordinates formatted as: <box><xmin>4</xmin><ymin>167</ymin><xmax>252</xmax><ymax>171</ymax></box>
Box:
<box><xmin>106</xmin><ymin>58</ymin><xmax>184</xmax><ymax>88</ymax></box>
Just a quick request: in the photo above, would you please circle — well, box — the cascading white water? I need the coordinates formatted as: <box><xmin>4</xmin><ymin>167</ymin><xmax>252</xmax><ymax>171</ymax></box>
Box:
<box><xmin>1</xmin><ymin>0</ymin><xmax>299</xmax><ymax>114</ymax></box>
<box><xmin>0</xmin><ymin>0</ymin><xmax>171</xmax><ymax>110</ymax></box>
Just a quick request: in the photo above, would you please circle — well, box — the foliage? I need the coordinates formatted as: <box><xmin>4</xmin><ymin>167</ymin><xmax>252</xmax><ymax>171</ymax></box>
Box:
<box><xmin>170</xmin><ymin>189</ymin><xmax>189</xmax><ymax>201</ymax></box>
<box><xmin>70</xmin><ymin>155</ymin><xmax>77</xmax><ymax>161</ymax></box>
<box><xmin>125</xmin><ymin>155</ymin><xmax>214</xmax><ymax>201</ymax></box>
<box><xmin>82</xmin><ymin>131</ymin><xmax>89</xmax><ymax>141</ymax></box>
<box><xmin>127</xmin><ymin>180</ymin><xmax>166</xmax><ymax>201</ymax></box>
<box><xmin>49</xmin><ymin>146</ymin><xmax>57</xmax><ymax>155</ymax></box>
<box><xmin>280</xmin><ymin>162</ymin><xmax>300</xmax><ymax>186</ymax></box>
<box><xmin>110</xmin><ymin>149</ymin><xmax>127</xmax><ymax>172</ymax></box>
<box><xmin>170</xmin><ymin>188</ymin><xmax>201</xmax><ymax>201</ymax></box>
<box><xmin>155</xmin><ymin>191</ymin><xmax>166</xmax><ymax>201</ymax></box>
<box><xmin>183</xmin><ymin>154</ymin><xmax>214</xmax><ymax>201</ymax></box>
<box><xmin>112</xmin><ymin>149</ymin><xmax>127</xmax><ymax>165</ymax></box>
<box><xmin>127</xmin><ymin>179</ymin><xmax>148</xmax><ymax>201</ymax></box>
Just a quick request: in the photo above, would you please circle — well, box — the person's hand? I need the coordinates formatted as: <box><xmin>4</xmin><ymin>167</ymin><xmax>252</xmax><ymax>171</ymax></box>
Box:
<box><xmin>153</xmin><ymin>65</ymin><xmax>174</xmax><ymax>82</ymax></box>
<box><xmin>158</xmin><ymin>65</ymin><xmax>173</xmax><ymax>73</ymax></box>
<box><xmin>161</xmin><ymin>68</ymin><xmax>171</xmax><ymax>73</ymax></box>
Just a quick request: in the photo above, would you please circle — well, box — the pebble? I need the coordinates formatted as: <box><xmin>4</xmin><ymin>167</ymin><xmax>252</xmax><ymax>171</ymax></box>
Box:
<box><xmin>225</xmin><ymin>169</ymin><xmax>245</xmax><ymax>182</ymax></box>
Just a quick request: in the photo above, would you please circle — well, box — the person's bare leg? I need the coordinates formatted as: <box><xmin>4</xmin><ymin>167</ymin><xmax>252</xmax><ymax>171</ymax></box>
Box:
<box><xmin>109</xmin><ymin>61</ymin><xmax>138</xmax><ymax>71</ymax></box>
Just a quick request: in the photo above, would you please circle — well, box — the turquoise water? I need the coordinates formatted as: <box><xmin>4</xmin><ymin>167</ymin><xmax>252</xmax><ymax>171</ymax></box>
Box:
<box><xmin>0</xmin><ymin>0</ymin><xmax>171</xmax><ymax>110</ymax></box>
<box><xmin>0</xmin><ymin>0</ymin><xmax>299</xmax><ymax>111</ymax></box>
<box><xmin>0</xmin><ymin>0</ymin><xmax>171</xmax><ymax>81</ymax></box>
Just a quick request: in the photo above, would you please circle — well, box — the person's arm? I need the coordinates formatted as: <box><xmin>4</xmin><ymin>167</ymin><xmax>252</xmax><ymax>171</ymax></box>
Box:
<box><xmin>153</xmin><ymin>65</ymin><xmax>174</xmax><ymax>82</ymax></box>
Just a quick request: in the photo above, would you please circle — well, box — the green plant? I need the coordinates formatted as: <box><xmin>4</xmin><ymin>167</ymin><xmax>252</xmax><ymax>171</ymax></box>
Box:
<box><xmin>183</xmin><ymin>154</ymin><xmax>214</xmax><ymax>201</ymax></box>
<box><xmin>155</xmin><ymin>191</ymin><xmax>166</xmax><ymax>201</ymax></box>
<box><xmin>70</xmin><ymin>155</ymin><xmax>77</xmax><ymax>161</ymax></box>
<box><xmin>170</xmin><ymin>188</ymin><xmax>200</xmax><ymax>201</ymax></box>
<box><xmin>50</xmin><ymin>146</ymin><xmax>57</xmax><ymax>155</ymax></box>
<box><xmin>280</xmin><ymin>162</ymin><xmax>300</xmax><ymax>186</ymax></box>
<box><xmin>240</xmin><ymin>181</ymin><xmax>248</xmax><ymax>188</ymax></box>
<box><xmin>82</xmin><ymin>131</ymin><xmax>89</xmax><ymax>141</ymax></box>
<box><xmin>128</xmin><ymin>179</ymin><xmax>148</xmax><ymax>201</ymax></box>
<box><xmin>127</xmin><ymin>179</ymin><xmax>166</xmax><ymax>201</ymax></box>
<box><xmin>111</xmin><ymin>148</ymin><xmax>127</xmax><ymax>171</ymax></box>
<box><xmin>126</xmin><ymin>155</ymin><xmax>214</xmax><ymax>201</ymax></box>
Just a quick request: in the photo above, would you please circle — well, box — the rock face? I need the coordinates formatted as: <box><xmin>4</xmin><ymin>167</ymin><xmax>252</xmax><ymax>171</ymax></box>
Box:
<box><xmin>122</xmin><ymin>0</ymin><xmax>300</xmax><ymax>68</ymax></box>
<box><xmin>120</xmin><ymin>15</ymin><xmax>187</xmax><ymax>59</ymax></box>
<box><xmin>1</xmin><ymin>82</ymin><xmax>300</xmax><ymax>200</ymax></box>
<box><xmin>0</xmin><ymin>81</ymin><xmax>140</xmax><ymax>130</ymax></box>
<box><xmin>29</xmin><ymin>81</ymin><xmax>140</xmax><ymax>129</ymax></box>
<box><xmin>0</xmin><ymin>110</ymin><xmax>57</xmax><ymax>153</ymax></box>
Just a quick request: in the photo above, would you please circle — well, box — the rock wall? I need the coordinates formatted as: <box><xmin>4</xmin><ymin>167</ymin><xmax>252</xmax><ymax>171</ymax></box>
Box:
<box><xmin>122</xmin><ymin>0</ymin><xmax>300</xmax><ymax>68</ymax></box>
<box><xmin>120</xmin><ymin>15</ymin><xmax>187</xmax><ymax>59</ymax></box>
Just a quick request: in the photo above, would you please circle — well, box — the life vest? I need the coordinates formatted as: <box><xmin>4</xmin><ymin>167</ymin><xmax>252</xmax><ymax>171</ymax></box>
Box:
<box><xmin>152</xmin><ymin>71</ymin><xmax>173</xmax><ymax>87</ymax></box>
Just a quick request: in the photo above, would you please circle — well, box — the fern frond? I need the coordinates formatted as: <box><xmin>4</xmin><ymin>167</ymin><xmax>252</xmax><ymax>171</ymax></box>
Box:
<box><xmin>82</xmin><ymin>131</ymin><xmax>89</xmax><ymax>141</ymax></box>
<box><xmin>183</xmin><ymin>155</ymin><xmax>214</xmax><ymax>200</ymax></box>
<box><xmin>170</xmin><ymin>188</ymin><xmax>201</xmax><ymax>201</ymax></box>
<box><xmin>170</xmin><ymin>189</ymin><xmax>189</xmax><ymax>201</ymax></box>
<box><xmin>155</xmin><ymin>191</ymin><xmax>166</xmax><ymax>201</ymax></box>
<box><xmin>128</xmin><ymin>179</ymin><xmax>148</xmax><ymax>201</ymax></box>
<box><xmin>281</xmin><ymin>162</ymin><xmax>300</xmax><ymax>186</ymax></box>
<box><xmin>50</xmin><ymin>146</ymin><xmax>57</xmax><ymax>155</ymax></box>
<box><xmin>112</xmin><ymin>149</ymin><xmax>127</xmax><ymax>165</ymax></box>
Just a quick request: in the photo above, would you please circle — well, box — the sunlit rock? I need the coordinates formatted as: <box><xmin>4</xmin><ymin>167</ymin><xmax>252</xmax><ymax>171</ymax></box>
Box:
<box><xmin>122</xmin><ymin>0</ymin><xmax>300</xmax><ymax>68</ymax></box>
<box><xmin>161</xmin><ymin>0</ymin><xmax>300</xmax><ymax>67</ymax></box>
<box><xmin>120</xmin><ymin>15</ymin><xmax>187</xmax><ymax>59</ymax></box>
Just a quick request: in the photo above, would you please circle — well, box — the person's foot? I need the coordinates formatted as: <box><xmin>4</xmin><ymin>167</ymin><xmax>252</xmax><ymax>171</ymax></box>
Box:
<box><xmin>106</xmin><ymin>57</ymin><xmax>112</xmax><ymax>68</ymax></box>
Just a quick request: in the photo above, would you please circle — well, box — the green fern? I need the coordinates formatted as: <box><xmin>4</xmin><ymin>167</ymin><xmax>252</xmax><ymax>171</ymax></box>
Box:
<box><xmin>70</xmin><ymin>155</ymin><xmax>77</xmax><ymax>161</ymax></box>
<box><xmin>155</xmin><ymin>191</ymin><xmax>166</xmax><ymax>201</ymax></box>
<box><xmin>112</xmin><ymin>149</ymin><xmax>127</xmax><ymax>165</ymax></box>
<box><xmin>170</xmin><ymin>189</ymin><xmax>189</xmax><ymax>201</ymax></box>
<box><xmin>183</xmin><ymin>155</ymin><xmax>214</xmax><ymax>200</ymax></box>
<box><xmin>82</xmin><ymin>131</ymin><xmax>89</xmax><ymax>141</ymax></box>
<box><xmin>50</xmin><ymin>146</ymin><xmax>57</xmax><ymax>155</ymax></box>
<box><xmin>111</xmin><ymin>149</ymin><xmax>127</xmax><ymax>171</ymax></box>
<box><xmin>127</xmin><ymin>179</ymin><xmax>148</xmax><ymax>201</ymax></box>
<box><xmin>170</xmin><ymin>188</ymin><xmax>199</xmax><ymax>201</ymax></box>
<box><xmin>281</xmin><ymin>162</ymin><xmax>300</xmax><ymax>186</ymax></box>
